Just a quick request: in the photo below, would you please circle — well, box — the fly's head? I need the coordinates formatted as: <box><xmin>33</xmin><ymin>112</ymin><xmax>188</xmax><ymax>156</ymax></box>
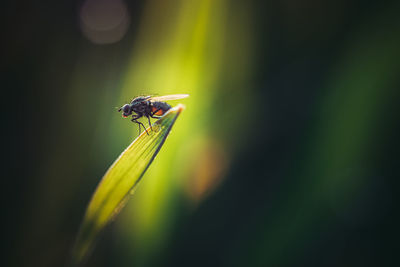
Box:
<box><xmin>118</xmin><ymin>104</ymin><xmax>132</xmax><ymax>118</ymax></box>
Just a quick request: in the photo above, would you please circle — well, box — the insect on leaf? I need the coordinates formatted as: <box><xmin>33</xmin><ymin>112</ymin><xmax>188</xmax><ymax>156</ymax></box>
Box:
<box><xmin>72</xmin><ymin>104</ymin><xmax>185</xmax><ymax>265</ymax></box>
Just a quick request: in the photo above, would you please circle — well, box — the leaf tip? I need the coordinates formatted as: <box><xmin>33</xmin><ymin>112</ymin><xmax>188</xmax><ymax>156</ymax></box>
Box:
<box><xmin>175</xmin><ymin>103</ymin><xmax>185</xmax><ymax>112</ymax></box>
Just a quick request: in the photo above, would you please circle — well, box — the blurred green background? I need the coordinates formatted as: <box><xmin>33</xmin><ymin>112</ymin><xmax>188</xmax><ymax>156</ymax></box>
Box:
<box><xmin>3</xmin><ymin>0</ymin><xmax>400</xmax><ymax>266</ymax></box>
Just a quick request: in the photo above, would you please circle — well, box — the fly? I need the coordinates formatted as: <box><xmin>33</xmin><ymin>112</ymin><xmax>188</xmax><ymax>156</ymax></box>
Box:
<box><xmin>118</xmin><ymin>94</ymin><xmax>189</xmax><ymax>135</ymax></box>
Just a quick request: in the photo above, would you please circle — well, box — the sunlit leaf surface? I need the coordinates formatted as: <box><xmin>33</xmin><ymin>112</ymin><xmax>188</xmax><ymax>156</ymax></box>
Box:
<box><xmin>72</xmin><ymin>104</ymin><xmax>184</xmax><ymax>264</ymax></box>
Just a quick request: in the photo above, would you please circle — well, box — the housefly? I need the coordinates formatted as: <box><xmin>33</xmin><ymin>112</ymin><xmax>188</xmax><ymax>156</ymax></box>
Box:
<box><xmin>118</xmin><ymin>94</ymin><xmax>189</xmax><ymax>134</ymax></box>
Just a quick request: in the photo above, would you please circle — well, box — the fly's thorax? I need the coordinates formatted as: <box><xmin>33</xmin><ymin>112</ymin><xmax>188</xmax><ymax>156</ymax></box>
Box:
<box><xmin>131</xmin><ymin>100</ymin><xmax>150</xmax><ymax>114</ymax></box>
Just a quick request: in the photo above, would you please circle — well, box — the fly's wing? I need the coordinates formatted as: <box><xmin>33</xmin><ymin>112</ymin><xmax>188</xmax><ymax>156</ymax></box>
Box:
<box><xmin>149</xmin><ymin>94</ymin><xmax>189</xmax><ymax>102</ymax></box>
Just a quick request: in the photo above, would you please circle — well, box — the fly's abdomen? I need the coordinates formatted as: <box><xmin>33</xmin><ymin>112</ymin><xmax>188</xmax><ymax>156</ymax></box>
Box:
<box><xmin>151</xmin><ymin>102</ymin><xmax>171</xmax><ymax>116</ymax></box>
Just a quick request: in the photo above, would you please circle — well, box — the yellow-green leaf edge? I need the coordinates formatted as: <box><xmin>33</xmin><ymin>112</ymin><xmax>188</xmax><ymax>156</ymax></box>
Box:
<box><xmin>72</xmin><ymin>104</ymin><xmax>184</xmax><ymax>265</ymax></box>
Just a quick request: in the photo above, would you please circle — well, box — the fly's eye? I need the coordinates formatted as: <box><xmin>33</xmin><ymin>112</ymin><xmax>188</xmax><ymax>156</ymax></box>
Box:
<box><xmin>122</xmin><ymin>104</ymin><xmax>130</xmax><ymax>113</ymax></box>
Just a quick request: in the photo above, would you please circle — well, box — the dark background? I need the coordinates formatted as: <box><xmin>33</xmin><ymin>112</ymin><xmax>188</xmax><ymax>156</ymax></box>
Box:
<box><xmin>3</xmin><ymin>0</ymin><xmax>400</xmax><ymax>266</ymax></box>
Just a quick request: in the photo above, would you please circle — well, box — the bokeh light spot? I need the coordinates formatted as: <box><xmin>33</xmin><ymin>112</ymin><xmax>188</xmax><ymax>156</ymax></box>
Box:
<box><xmin>80</xmin><ymin>0</ymin><xmax>130</xmax><ymax>44</ymax></box>
<box><xmin>182</xmin><ymin>137</ymin><xmax>229</xmax><ymax>204</ymax></box>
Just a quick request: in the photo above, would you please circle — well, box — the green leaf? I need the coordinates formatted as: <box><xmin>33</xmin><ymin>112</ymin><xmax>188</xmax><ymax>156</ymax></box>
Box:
<box><xmin>72</xmin><ymin>104</ymin><xmax>184</xmax><ymax>265</ymax></box>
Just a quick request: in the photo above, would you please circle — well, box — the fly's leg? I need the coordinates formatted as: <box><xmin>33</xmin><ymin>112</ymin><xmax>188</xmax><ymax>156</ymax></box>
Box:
<box><xmin>131</xmin><ymin>116</ymin><xmax>149</xmax><ymax>135</ymax></box>
<box><xmin>147</xmin><ymin>109</ymin><xmax>163</xmax><ymax>130</ymax></box>
<box><xmin>146</xmin><ymin>116</ymin><xmax>153</xmax><ymax>131</ymax></box>
<box><xmin>150</xmin><ymin>115</ymin><xmax>162</xmax><ymax>119</ymax></box>
<box><xmin>137</xmin><ymin>120</ymin><xmax>149</xmax><ymax>135</ymax></box>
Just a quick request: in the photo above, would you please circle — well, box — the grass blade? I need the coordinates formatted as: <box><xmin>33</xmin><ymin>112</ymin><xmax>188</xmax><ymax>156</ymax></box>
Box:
<box><xmin>72</xmin><ymin>104</ymin><xmax>184</xmax><ymax>265</ymax></box>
